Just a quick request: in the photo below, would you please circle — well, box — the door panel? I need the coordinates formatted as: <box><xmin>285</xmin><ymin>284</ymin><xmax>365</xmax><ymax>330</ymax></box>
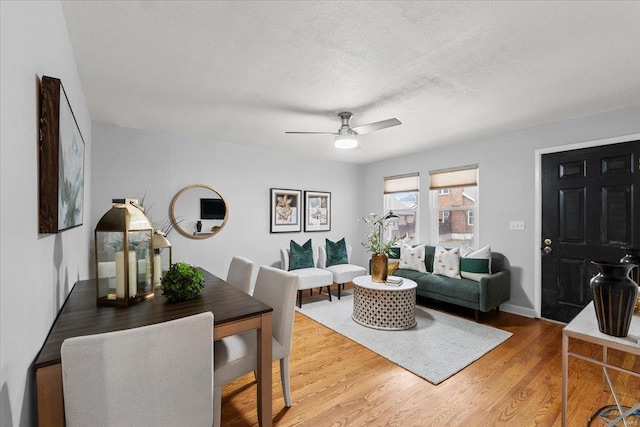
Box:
<box><xmin>541</xmin><ymin>140</ymin><xmax>640</xmax><ymax>323</ymax></box>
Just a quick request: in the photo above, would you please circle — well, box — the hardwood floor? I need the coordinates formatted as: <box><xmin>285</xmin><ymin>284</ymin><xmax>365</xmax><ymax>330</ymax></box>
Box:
<box><xmin>220</xmin><ymin>288</ymin><xmax>640</xmax><ymax>426</ymax></box>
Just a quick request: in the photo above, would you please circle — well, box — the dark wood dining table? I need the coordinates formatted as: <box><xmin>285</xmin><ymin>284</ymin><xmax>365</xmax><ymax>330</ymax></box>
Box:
<box><xmin>35</xmin><ymin>268</ymin><xmax>273</xmax><ymax>427</ymax></box>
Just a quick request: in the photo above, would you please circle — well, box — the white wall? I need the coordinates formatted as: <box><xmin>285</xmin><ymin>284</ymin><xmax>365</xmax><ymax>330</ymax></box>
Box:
<box><xmin>0</xmin><ymin>2</ymin><xmax>92</xmax><ymax>426</ymax></box>
<box><xmin>91</xmin><ymin>122</ymin><xmax>362</xmax><ymax>280</ymax></box>
<box><xmin>359</xmin><ymin>105</ymin><xmax>640</xmax><ymax>317</ymax></box>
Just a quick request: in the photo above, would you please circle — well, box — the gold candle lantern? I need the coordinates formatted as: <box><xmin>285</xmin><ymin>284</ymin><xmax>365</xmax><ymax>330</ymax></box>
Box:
<box><xmin>94</xmin><ymin>199</ymin><xmax>155</xmax><ymax>306</ymax></box>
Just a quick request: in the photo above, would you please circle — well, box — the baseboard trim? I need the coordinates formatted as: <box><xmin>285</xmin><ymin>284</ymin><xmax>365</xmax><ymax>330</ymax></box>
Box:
<box><xmin>500</xmin><ymin>303</ymin><xmax>537</xmax><ymax>319</ymax></box>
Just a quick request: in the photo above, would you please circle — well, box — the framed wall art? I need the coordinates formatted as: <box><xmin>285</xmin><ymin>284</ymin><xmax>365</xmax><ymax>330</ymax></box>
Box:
<box><xmin>270</xmin><ymin>188</ymin><xmax>302</xmax><ymax>233</ymax></box>
<box><xmin>39</xmin><ymin>76</ymin><xmax>86</xmax><ymax>233</ymax></box>
<box><xmin>304</xmin><ymin>191</ymin><xmax>331</xmax><ymax>232</ymax></box>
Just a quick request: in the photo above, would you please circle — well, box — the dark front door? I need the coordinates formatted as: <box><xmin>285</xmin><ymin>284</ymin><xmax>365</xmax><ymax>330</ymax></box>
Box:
<box><xmin>541</xmin><ymin>140</ymin><xmax>640</xmax><ymax>323</ymax></box>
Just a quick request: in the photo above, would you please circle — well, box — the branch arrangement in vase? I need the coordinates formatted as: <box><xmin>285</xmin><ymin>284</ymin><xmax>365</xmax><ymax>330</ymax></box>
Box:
<box><xmin>359</xmin><ymin>212</ymin><xmax>400</xmax><ymax>256</ymax></box>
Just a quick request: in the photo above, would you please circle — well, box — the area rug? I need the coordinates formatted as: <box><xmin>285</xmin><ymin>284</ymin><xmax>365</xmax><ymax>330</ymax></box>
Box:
<box><xmin>296</xmin><ymin>293</ymin><xmax>512</xmax><ymax>384</ymax></box>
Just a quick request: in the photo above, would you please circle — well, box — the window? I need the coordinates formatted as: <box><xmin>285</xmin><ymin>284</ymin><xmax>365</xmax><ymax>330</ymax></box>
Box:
<box><xmin>429</xmin><ymin>165</ymin><xmax>478</xmax><ymax>247</ymax></box>
<box><xmin>383</xmin><ymin>173</ymin><xmax>419</xmax><ymax>243</ymax></box>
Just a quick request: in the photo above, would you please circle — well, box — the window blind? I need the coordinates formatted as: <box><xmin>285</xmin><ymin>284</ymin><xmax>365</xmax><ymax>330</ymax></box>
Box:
<box><xmin>384</xmin><ymin>173</ymin><xmax>419</xmax><ymax>194</ymax></box>
<box><xmin>429</xmin><ymin>165</ymin><xmax>478</xmax><ymax>190</ymax></box>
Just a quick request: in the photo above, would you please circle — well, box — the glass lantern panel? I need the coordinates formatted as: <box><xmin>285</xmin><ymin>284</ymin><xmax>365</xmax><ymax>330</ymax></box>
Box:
<box><xmin>153</xmin><ymin>248</ymin><xmax>171</xmax><ymax>286</ymax></box>
<box><xmin>129</xmin><ymin>230</ymin><xmax>153</xmax><ymax>294</ymax></box>
<box><xmin>96</xmin><ymin>231</ymin><xmax>125</xmax><ymax>300</ymax></box>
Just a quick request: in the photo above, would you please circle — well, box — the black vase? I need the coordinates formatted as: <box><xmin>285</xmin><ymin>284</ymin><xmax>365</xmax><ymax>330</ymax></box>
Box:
<box><xmin>590</xmin><ymin>261</ymin><xmax>638</xmax><ymax>337</ymax></box>
<box><xmin>196</xmin><ymin>221</ymin><xmax>202</xmax><ymax>232</ymax></box>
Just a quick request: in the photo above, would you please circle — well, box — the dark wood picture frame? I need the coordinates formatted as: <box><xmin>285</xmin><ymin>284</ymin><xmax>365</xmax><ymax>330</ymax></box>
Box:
<box><xmin>270</xmin><ymin>188</ymin><xmax>302</xmax><ymax>233</ymax></box>
<box><xmin>39</xmin><ymin>75</ymin><xmax>85</xmax><ymax>233</ymax></box>
<box><xmin>304</xmin><ymin>190</ymin><xmax>331</xmax><ymax>232</ymax></box>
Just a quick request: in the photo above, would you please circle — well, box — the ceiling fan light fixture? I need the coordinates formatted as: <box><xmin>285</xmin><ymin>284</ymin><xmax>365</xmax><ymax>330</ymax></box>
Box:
<box><xmin>334</xmin><ymin>134</ymin><xmax>359</xmax><ymax>149</ymax></box>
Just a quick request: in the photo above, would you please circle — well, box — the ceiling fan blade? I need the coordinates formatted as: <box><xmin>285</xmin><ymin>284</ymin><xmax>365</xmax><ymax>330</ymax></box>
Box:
<box><xmin>351</xmin><ymin>118</ymin><xmax>401</xmax><ymax>135</ymax></box>
<box><xmin>285</xmin><ymin>131</ymin><xmax>337</xmax><ymax>135</ymax></box>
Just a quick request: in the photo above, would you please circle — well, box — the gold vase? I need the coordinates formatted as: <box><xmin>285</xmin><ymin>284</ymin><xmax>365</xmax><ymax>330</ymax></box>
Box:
<box><xmin>371</xmin><ymin>253</ymin><xmax>389</xmax><ymax>283</ymax></box>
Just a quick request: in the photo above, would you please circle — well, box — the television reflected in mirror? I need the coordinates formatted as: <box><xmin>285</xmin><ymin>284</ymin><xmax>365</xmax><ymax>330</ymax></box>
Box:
<box><xmin>200</xmin><ymin>198</ymin><xmax>226</xmax><ymax>220</ymax></box>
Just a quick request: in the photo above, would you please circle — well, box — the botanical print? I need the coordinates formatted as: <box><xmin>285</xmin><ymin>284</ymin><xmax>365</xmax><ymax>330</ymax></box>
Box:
<box><xmin>304</xmin><ymin>191</ymin><xmax>331</xmax><ymax>232</ymax></box>
<box><xmin>270</xmin><ymin>189</ymin><xmax>302</xmax><ymax>233</ymax></box>
<box><xmin>307</xmin><ymin>195</ymin><xmax>328</xmax><ymax>226</ymax></box>
<box><xmin>275</xmin><ymin>192</ymin><xmax>298</xmax><ymax>225</ymax></box>
<box><xmin>58</xmin><ymin>87</ymin><xmax>84</xmax><ymax>230</ymax></box>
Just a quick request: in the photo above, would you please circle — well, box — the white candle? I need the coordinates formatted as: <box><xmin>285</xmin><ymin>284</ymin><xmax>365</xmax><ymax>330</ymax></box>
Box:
<box><xmin>128</xmin><ymin>251</ymin><xmax>137</xmax><ymax>297</ymax></box>
<box><xmin>115</xmin><ymin>251</ymin><xmax>125</xmax><ymax>299</ymax></box>
<box><xmin>153</xmin><ymin>254</ymin><xmax>162</xmax><ymax>285</ymax></box>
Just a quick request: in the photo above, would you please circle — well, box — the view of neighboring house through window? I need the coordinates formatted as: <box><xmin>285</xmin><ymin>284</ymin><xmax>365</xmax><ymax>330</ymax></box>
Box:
<box><xmin>383</xmin><ymin>173</ymin><xmax>419</xmax><ymax>243</ymax></box>
<box><xmin>429</xmin><ymin>165</ymin><xmax>478</xmax><ymax>247</ymax></box>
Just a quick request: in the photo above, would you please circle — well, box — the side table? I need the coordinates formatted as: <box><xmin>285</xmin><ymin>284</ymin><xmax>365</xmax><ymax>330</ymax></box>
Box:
<box><xmin>352</xmin><ymin>275</ymin><xmax>417</xmax><ymax>330</ymax></box>
<box><xmin>562</xmin><ymin>302</ymin><xmax>640</xmax><ymax>426</ymax></box>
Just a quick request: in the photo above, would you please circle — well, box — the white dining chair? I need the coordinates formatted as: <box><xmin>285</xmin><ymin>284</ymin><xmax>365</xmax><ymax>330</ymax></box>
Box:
<box><xmin>318</xmin><ymin>243</ymin><xmax>367</xmax><ymax>299</ymax></box>
<box><xmin>226</xmin><ymin>255</ymin><xmax>255</xmax><ymax>295</ymax></box>
<box><xmin>61</xmin><ymin>312</ymin><xmax>214</xmax><ymax>427</ymax></box>
<box><xmin>213</xmin><ymin>265</ymin><xmax>298</xmax><ymax>427</ymax></box>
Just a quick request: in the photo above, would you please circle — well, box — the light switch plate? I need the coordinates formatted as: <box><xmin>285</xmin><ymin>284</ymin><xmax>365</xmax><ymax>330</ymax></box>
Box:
<box><xmin>510</xmin><ymin>221</ymin><xmax>525</xmax><ymax>231</ymax></box>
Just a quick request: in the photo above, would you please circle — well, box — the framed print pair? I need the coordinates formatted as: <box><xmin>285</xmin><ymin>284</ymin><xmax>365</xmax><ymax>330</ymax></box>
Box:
<box><xmin>270</xmin><ymin>188</ymin><xmax>331</xmax><ymax>233</ymax></box>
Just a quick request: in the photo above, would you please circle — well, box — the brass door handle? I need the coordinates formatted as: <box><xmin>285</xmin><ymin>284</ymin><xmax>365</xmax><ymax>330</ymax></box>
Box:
<box><xmin>543</xmin><ymin>246</ymin><xmax>552</xmax><ymax>254</ymax></box>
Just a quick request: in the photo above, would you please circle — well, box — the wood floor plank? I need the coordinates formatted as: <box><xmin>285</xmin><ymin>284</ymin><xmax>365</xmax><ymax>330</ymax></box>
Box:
<box><xmin>219</xmin><ymin>297</ymin><xmax>640</xmax><ymax>426</ymax></box>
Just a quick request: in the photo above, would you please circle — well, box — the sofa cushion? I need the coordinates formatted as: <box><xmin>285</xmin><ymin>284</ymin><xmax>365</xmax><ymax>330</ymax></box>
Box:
<box><xmin>289</xmin><ymin>239</ymin><xmax>314</xmax><ymax>270</ymax></box>
<box><xmin>393</xmin><ymin>268</ymin><xmax>430</xmax><ymax>282</ymax></box>
<box><xmin>325</xmin><ymin>238</ymin><xmax>348</xmax><ymax>267</ymax></box>
<box><xmin>433</xmin><ymin>246</ymin><xmax>461</xmax><ymax>279</ymax></box>
<box><xmin>416</xmin><ymin>274</ymin><xmax>480</xmax><ymax>304</ymax></box>
<box><xmin>460</xmin><ymin>245</ymin><xmax>491</xmax><ymax>281</ymax></box>
<box><xmin>399</xmin><ymin>243</ymin><xmax>427</xmax><ymax>273</ymax></box>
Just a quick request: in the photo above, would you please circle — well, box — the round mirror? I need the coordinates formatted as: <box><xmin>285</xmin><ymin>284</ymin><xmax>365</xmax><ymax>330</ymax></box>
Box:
<box><xmin>170</xmin><ymin>184</ymin><xmax>228</xmax><ymax>239</ymax></box>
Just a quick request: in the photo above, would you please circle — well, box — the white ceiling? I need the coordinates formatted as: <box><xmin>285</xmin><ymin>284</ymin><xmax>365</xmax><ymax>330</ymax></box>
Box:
<box><xmin>61</xmin><ymin>1</ymin><xmax>640</xmax><ymax>164</ymax></box>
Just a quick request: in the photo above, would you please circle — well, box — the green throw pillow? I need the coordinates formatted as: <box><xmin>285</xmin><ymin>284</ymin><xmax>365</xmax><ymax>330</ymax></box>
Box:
<box><xmin>326</xmin><ymin>238</ymin><xmax>348</xmax><ymax>267</ymax></box>
<box><xmin>460</xmin><ymin>245</ymin><xmax>491</xmax><ymax>281</ymax></box>
<box><xmin>289</xmin><ymin>239</ymin><xmax>314</xmax><ymax>270</ymax></box>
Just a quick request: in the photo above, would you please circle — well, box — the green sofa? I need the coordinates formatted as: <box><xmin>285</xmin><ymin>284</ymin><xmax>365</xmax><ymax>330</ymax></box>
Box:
<box><xmin>387</xmin><ymin>245</ymin><xmax>511</xmax><ymax>322</ymax></box>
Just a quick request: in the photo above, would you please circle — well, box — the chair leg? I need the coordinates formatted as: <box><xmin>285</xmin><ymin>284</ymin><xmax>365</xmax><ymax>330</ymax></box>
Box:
<box><xmin>338</xmin><ymin>283</ymin><xmax>341</xmax><ymax>300</ymax></box>
<box><xmin>474</xmin><ymin>309</ymin><xmax>479</xmax><ymax>322</ymax></box>
<box><xmin>213</xmin><ymin>385</ymin><xmax>223</xmax><ymax>427</ymax></box>
<box><xmin>280</xmin><ymin>356</ymin><xmax>292</xmax><ymax>407</ymax></box>
<box><xmin>297</xmin><ymin>290</ymin><xmax>302</xmax><ymax>308</ymax></box>
<box><xmin>326</xmin><ymin>285</ymin><xmax>332</xmax><ymax>302</ymax></box>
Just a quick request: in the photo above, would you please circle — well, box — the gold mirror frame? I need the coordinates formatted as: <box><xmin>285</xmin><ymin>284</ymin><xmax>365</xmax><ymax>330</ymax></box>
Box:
<box><xmin>170</xmin><ymin>184</ymin><xmax>228</xmax><ymax>240</ymax></box>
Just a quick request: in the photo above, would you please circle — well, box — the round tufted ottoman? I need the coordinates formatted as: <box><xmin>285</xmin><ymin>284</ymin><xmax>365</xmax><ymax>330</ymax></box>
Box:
<box><xmin>352</xmin><ymin>275</ymin><xmax>417</xmax><ymax>330</ymax></box>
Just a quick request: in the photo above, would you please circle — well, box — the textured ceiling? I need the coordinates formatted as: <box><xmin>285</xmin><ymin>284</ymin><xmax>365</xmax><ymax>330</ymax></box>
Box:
<box><xmin>61</xmin><ymin>1</ymin><xmax>640</xmax><ymax>164</ymax></box>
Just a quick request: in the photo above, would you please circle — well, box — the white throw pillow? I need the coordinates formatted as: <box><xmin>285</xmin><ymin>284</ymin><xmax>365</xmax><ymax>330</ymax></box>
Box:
<box><xmin>399</xmin><ymin>243</ymin><xmax>427</xmax><ymax>273</ymax></box>
<box><xmin>433</xmin><ymin>245</ymin><xmax>461</xmax><ymax>279</ymax></box>
<box><xmin>460</xmin><ymin>245</ymin><xmax>491</xmax><ymax>282</ymax></box>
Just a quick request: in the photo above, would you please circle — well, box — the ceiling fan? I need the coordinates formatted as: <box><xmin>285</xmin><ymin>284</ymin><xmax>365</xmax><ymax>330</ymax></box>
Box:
<box><xmin>285</xmin><ymin>112</ymin><xmax>401</xmax><ymax>149</ymax></box>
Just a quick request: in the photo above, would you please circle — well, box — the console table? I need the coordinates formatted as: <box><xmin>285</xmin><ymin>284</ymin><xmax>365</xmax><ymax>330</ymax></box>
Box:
<box><xmin>352</xmin><ymin>275</ymin><xmax>417</xmax><ymax>330</ymax></box>
<box><xmin>35</xmin><ymin>269</ymin><xmax>273</xmax><ymax>427</ymax></box>
<box><xmin>562</xmin><ymin>302</ymin><xmax>640</xmax><ymax>426</ymax></box>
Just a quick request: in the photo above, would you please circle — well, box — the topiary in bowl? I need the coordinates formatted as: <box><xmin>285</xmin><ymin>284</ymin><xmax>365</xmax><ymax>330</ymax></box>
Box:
<box><xmin>160</xmin><ymin>262</ymin><xmax>205</xmax><ymax>302</ymax></box>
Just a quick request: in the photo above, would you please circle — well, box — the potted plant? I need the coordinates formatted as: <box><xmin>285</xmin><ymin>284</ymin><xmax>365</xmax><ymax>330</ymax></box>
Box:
<box><xmin>160</xmin><ymin>262</ymin><xmax>205</xmax><ymax>302</ymax></box>
<box><xmin>360</xmin><ymin>212</ymin><xmax>400</xmax><ymax>282</ymax></box>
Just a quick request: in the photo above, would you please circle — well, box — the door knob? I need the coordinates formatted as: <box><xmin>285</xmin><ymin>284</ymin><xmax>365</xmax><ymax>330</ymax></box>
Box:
<box><xmin>544</xmin><ymin>238</ymin><xmax>552</xmax><ymax>245</ymax></box>
<box><xmin>543</xmin><ymin>246</ymin><xmax>552</xmax><ymax>254</ymax></box>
